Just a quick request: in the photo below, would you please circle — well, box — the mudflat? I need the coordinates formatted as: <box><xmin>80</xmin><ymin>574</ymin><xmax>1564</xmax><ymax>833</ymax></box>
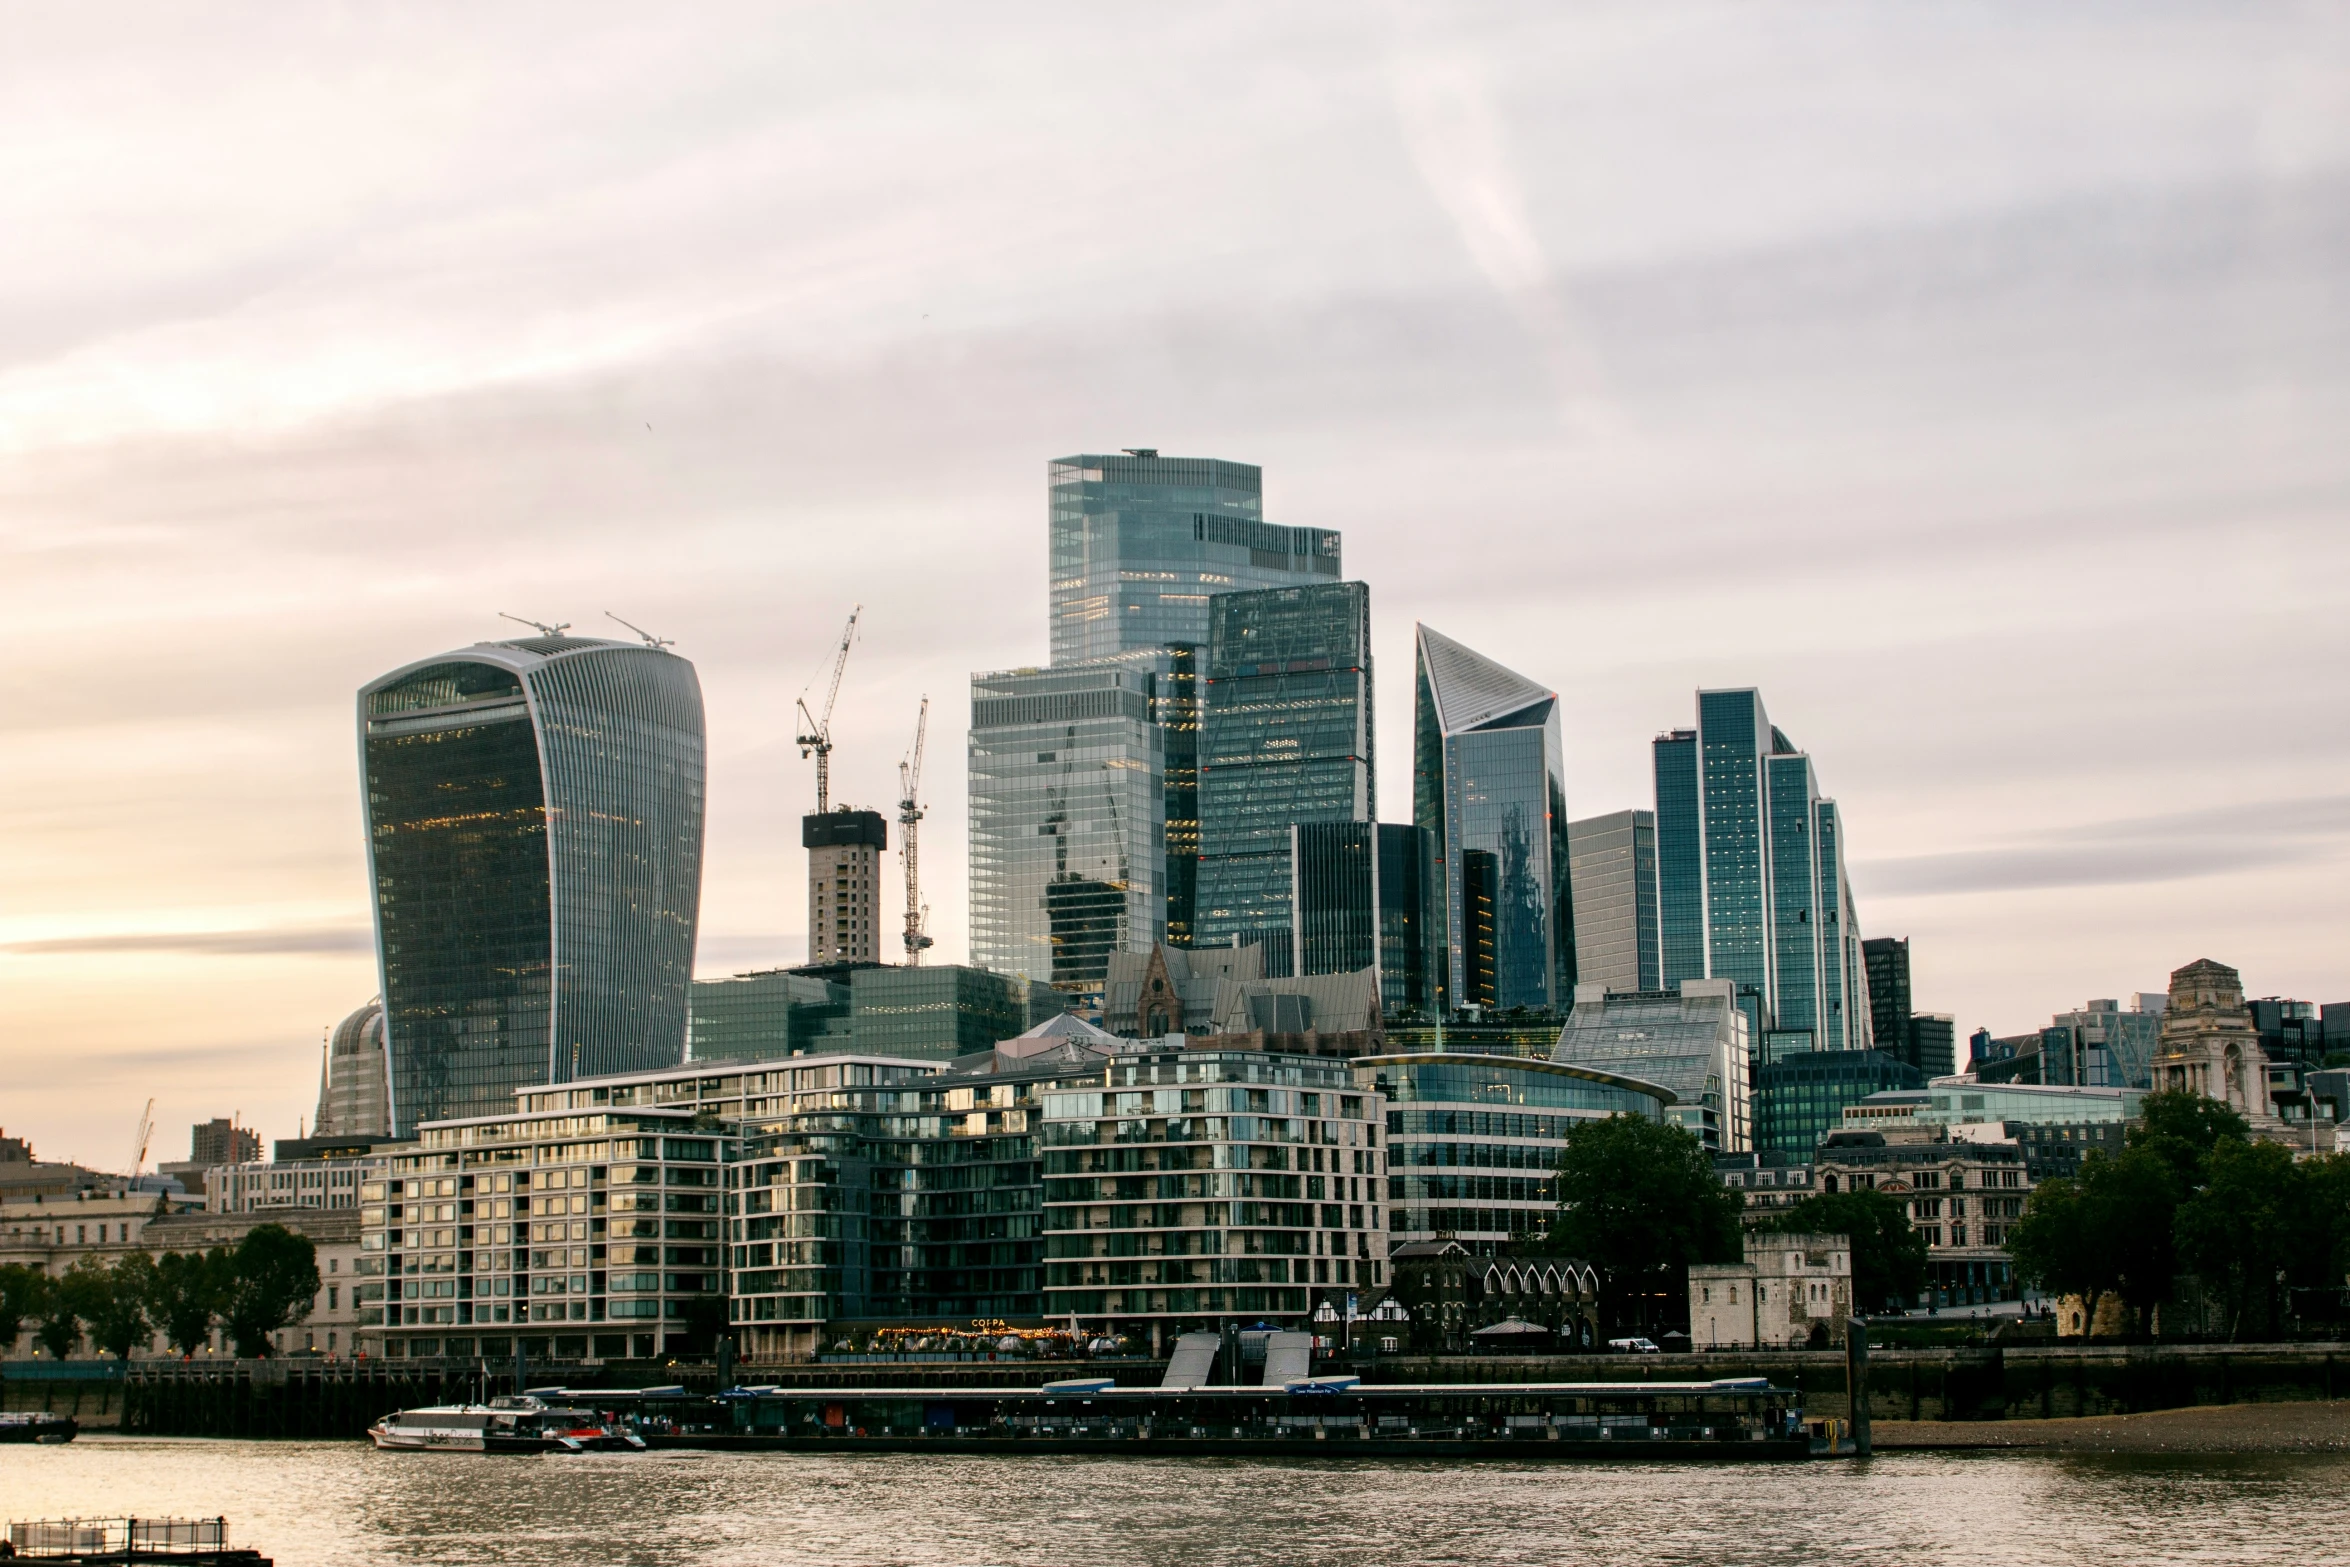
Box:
<box><xmin>1878</xmin><ymin>1400</ymin><xmax>2350</xmax><ymax>1453</ymax></box>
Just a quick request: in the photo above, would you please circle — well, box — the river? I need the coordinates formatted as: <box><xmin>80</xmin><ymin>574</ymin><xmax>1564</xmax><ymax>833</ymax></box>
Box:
<box><xmin>5</xmin><ymin>1437</ymin><xmax>2346</xmax><ymax>1564</ymax></box>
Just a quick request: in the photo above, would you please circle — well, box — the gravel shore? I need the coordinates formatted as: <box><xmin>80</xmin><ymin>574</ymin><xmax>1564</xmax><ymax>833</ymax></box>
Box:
<box><xmin>1877</xmin><ymin>1400</ymin><xmax>2350</xmax><ymax>1453</ymax></box>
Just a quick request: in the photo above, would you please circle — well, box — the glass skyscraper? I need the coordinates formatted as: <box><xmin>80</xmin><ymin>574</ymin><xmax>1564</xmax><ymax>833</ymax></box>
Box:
<box><xmin>1566</xmin><ymin>809</ymin><xmax>1661</xmax><ymax>994</ymax></box>
<box><xmin>1412</xmin><ymin>625</ymin><xmax>1572</xmax><ymax>1015</ymax></box>
<box><xmin>1291</xmin><ymin>821</ymin><xmax>1434</xmax><ymax>1017</ymax></box>
<box><xmin>1650</xmin><ymin>688</ymin><xmax>1871</xmax><ymax>1055</ymax></box>
<box><xmin>967</xmin><ymin>660</ymin><xmax>1165</xmax><ymax>1003</ymax></box>
<box><xmin>358</xmin><ymin>634</ymin><xmax>706</xmax><ymax>1135</ymax></box>
<box><xmin>1195</xmin><ymin>582</ymin><xmax>1374</xmax><ymax>954</ymax></box>
<box><xmin>1048</xmin><ymin>450</ymin><xmax>1341</xmax><ymax>666</ymax></box>
<box><xmin>1044</xmin><ymin>451</ymin><xmax>1340</xmax><ymax>944</ymax></box>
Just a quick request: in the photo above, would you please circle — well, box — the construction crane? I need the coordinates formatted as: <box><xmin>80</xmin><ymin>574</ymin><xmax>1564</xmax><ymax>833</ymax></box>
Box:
<box><xmin>795</xmin><ymin>606</ymin><xmax>862</xmax><ymax>816</ymax></box>
<box><xmin>128</xmin><ymin>1097</ymin><xmax>154</xmax><ymax>1179</ymax></box>
<box><xmin>497</xmin><ymin>612</ymin><xmax>571</xmax><ymax>637</ymax></box>
<box><xmin>603</xmin><ymin>610</ymin><xmax>674</xmax><ymax>649</ymax></box>
<box><xmin>898</xmin><ymin>696</ymin><xmax>934</xmax><ymax>965</ymax></box>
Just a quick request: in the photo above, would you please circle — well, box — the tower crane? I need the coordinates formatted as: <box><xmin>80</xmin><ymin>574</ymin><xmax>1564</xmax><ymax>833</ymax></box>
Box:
<box><xmin>898</xmin><ymin>696</ymin><xmax>934</xmax><ymax>965</ymax></box>
<box><xmin>128</xmin><ymin>1096</ymin><xmax>154</xmax><ymax>1179</ymax></box>
<box><xmin>603</xmin><ymin>610</ymin><xmax>674</xmax><ymax>649</ymax></box>
<box><xmin>795</xmin><ymin>606</ymin><xmax>861</xmax><ymax>816</ymax></box>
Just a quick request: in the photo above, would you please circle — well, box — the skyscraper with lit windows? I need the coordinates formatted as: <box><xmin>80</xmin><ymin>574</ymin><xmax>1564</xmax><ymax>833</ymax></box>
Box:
<box><xmin>358</xmin><ymin>633</ymin><xmax>706</xmax><ymax>1135</ymax></box>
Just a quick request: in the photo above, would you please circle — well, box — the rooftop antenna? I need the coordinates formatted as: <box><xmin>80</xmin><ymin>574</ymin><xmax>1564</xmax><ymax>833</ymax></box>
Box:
<box><xmin>498</xmin><ymin>612</ymin><xmax>571</xmax><ymax>637</ymax></box>
<box><xmin>604</xmin><ymin>610</ymin><xmax>675</xmax><ymax>650</ymax></box>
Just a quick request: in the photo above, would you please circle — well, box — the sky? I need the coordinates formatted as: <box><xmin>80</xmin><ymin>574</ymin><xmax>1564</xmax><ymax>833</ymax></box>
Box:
<box><xmin>3</xmin><ymin>3</ymin><xmax>2346</xmax><ymax>1170</ymax></box>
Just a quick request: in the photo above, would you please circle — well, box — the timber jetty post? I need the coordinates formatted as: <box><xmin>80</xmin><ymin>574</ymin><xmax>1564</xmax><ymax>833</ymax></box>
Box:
<box><xmin>1846</xmin><ymin>1320</ymin><xmax>1872</xmax><ymax>1456</ymax></box>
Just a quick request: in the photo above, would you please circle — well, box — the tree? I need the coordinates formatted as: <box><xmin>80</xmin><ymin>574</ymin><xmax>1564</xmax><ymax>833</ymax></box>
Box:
<box><xmin>2175</xmin><ymin>1138</ymin><xmax>2297</xmax><ymax>1340</ymax></box>
<box><xmin>1761</xmin><ymin>1190</ymin><xmax>1927</xmax><ymax>1313</ymax></box>
<box><xmin>2090</xmin><ymin>1147</ymin><xmax>2184</xmax><ymax>1336</ymax></box>
<box><xmin>218</xmin><ymin>1225</ymin><xmax>319</xmax><ymax>1358</ymax></box>
<box><xmin>0</xmin><ymin>1263</ymin><xmax>47</xmax><ymax>1356</ymax></box>
<box><xmin>2286</xmin><ymin>1152</ymin><xmax>2350</xmax><ymax>1296</ymax></box>
<box><xmin>63</xmin><ymin>1253</ymin><xmax>157</xmax><ymax>1361</ymax></box>
<box><xmin>148</xmin><ymin>1250</ymin><xmax>224</xmax><ymax>1357</ymax></box>
<box><xmin>32</xmin><ymin>1270</ymin><xmax>80</xmax><ymax>1361</ymax></box>
<box><xmin>1551</xmin><ymin>1114</ymin><xmax>1744</xmax><ymax>1333</ymax></box>
<box><xmin>2129</xmin><ymin>1089</ymin><xmax>2249</xmax><ymax>1190</ymax></box>
<box><xmin>2007</xmin><ymin>1174</ymin><xmax>2108</xmax><ymax>1333</ymax></box>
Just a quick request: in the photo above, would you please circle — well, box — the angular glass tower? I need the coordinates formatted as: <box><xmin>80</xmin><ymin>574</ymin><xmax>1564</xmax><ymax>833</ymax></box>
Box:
<box><xmin>967</xmin><ymin>660</ymin><xmax>1165</xmax><ymax>1004</ymax></box>
<box><xmin>1195</xmin><ymin>582</ymin><xmax>1374</xmax><ymax>954</ymax></box>
<box><xmin>1047</xmin><ymin>451</ymin><xmax>1341</xmax><ymax>665</ymax></box>
<box><xmin>1412</xmin><ymin>626</ymin><xmax>1572</xmax><ymax>1014</ymax></box>
<box><xmin>1649</xmin><ymin>688</ymin><xmax>1871</xmax><ymax>1055</ymax></box>
<box><xmin>358</xmin><ymin>634</ymin><xmax>705</xmax><ymax>1135</ymax></box>
<box><xmin>1045</xmin><ymin>452</ymin><xmax>1339</xmax><ymax>944</ymax></box>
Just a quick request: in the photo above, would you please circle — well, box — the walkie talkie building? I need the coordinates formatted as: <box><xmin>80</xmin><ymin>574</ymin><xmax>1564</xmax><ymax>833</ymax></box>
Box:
<box><xmin>358</xmin><ymin>634</ymin><xmax>706</xmax><ymax>1135</ymax></box>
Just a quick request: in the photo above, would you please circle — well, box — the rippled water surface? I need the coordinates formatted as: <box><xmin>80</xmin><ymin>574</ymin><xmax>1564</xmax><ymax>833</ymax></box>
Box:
<box><xmin>5</xmin><ymin>1438</ymin><xmax>2348</xmax><ymax>1565</ymax></box>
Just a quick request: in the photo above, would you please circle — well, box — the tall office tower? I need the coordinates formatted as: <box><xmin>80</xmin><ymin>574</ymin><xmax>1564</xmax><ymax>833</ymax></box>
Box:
<box><xmin>968</xmin><ymin>661</ymin><xmax>1165</xmax><ymax>1005</ymax></box>
<box><xmin>1046</xmin><ymin>451</ymin><xmax>1339</xmax><ymax>943</ymax></box>
<box><xmin>1195</xmin><ymin>582</ymin><xmax>1374</xmax><ymax>956</ymax></box>
<box><xmin>1412</xmin><ymin>625</ymin><xmax>1572</xmax><ymax>1015</ymax></box>
<box><xmin>805</xmin><ymin>809</ymin><xmax>888</xmax><ymax>964</ymax></box>
<box><xmin>1291</xmin><ymin>821</ymin><xmax>1434</xmax><ymax>1018</ymax></box>
<box><xmin>1650</xmin><ymin>688</ymin><xmax>1869</xmax><ymax>1057</ymax></box>
<box><xmin>1567</xmin><ymin>810</ymin><xmax>1660</xmax><ymax>994</ymax></box>
<box><xmin>1863</xmin><ymin>937</ymin><xmax>1912</xmax><ymax>1054</ymax></box>
<box><xmin>359</xmin><ymin>634</ymin><xmax>706</xmax><ymax>1135</ymax></box>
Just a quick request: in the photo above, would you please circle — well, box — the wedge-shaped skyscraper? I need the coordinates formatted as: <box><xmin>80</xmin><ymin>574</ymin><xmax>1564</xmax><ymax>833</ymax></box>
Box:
<box><xmin>359</xmin><ymin>634</ymin><xmax>706</xmax><ymax>1134</ymax></box>
<box><xmin>1413</xmin><ymin>626</ymin><xmax>1573</xmax><ymax>1014</ymax></box>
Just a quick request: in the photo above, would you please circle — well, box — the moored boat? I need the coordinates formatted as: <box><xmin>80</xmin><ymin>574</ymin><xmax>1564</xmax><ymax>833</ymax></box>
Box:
<box><xmin>0</xmin><ymin>1411</ymin><xmax>78</xmax><ymax>1444</ymax></box>
<box><xmin>367</xmin><ymin>1394</ymin><xmax>646</xmax><ymax>1453</ymax></box>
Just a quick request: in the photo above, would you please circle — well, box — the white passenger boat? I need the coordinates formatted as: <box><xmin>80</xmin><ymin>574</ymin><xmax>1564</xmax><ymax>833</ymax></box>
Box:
<box><xmin>367</xmin><ymin>1394</ymin><xmax>647</xmax><ymax>1453</ymax></box>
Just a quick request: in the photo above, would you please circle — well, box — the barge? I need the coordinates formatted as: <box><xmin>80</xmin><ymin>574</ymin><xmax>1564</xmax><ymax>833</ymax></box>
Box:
<box><xmin>544</xmin><ymin>1376</ymin><xmax>1830</xmax><ymax>1459</ymax></box>
<box><xmin>3</xmin><ymin>1517</ymin><xmax>269</xmax><ymax>1566</ymax></box>
<box><xmin>0</xmin><ymin>1411</ymin><xmax>77</xmax><ymax>1444</ymax></box>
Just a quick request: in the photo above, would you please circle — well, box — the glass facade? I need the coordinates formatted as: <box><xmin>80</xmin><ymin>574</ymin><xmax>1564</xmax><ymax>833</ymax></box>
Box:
<box><xmin>1412</xmin><ymin>625</ymin><xmax>1570</xmax><ymax>1014</ymax></box>
<box><xmin>848</xmin><ymin>964</ymin><xmax>1056</xmax><ymax>1061</ymax></box>
<box><xmin>1196</xmin><ymin>583</ymin><xmax>1374</xmax><ymax>950</ymax></box>
<box><xmin>1650</xmin><ymin>689</ymin><xmax>1870</xmax><ymax>1051</ymax></box>
<box><xmin>688</xmin><ymin>970</ymin><xmax>853</xmax><ymax>1063</ymax></box>
<box><xmin>1554</xmin><ymin>980</ymin><xmax>1753</xmax><ymax>1152</ymax></box>
<box><xmin>966</xmin><ymin>661</ymin><xmax>1165</xmax><ymax>1003</ymax></box>
<box><xmin>1653</xmin><ymin>730</ymin><xmax>1704</xmax><ymax>987</ymax></box>
<box><xmin>1040</xmin><ymin>1049</ymin><xmax>1387</xmax><ymax>1324</ymax></box>
<box><xmin>360</xmin><ymin>636</ymin><xmax>705</xmax><ymax>1136</ymax></box>
<box><xmin>1360</xmin><ymin>1055</ymin><xmax>1671</xmax><ymax>1253</ymax></box>
<box><xmin>1565</xmin><ymin>809</ymin><xmax>1660</xmax><ymax>994</ymax></box>
<box><xmin>1290</xmin><ymin>821</ymin><xmax>1433</xmax><ymax>1017</ymax></box>
<box><xmin>1753</xmin><ymin>1050</ymin><xmax>1925</xmax><ymax>1162</ymax></box>
<box><xmin>1047</xmin><ymin>451</ymin><xmax>1339</xmax><ymax>666</ymax></box>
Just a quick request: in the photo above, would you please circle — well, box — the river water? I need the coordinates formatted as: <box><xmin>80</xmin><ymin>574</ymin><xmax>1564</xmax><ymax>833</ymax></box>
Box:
<box><xmin>5</xmin><ymin>1437</ymin><xmax>2346</xmax><ymax>1565</ymax></box>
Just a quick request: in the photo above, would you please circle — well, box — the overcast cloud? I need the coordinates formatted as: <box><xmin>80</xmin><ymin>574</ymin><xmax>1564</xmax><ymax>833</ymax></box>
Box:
<box><xmin>3</xmin><ymin>2</ymin><xmax>2346</xmax><ymax>1165</ymax></box>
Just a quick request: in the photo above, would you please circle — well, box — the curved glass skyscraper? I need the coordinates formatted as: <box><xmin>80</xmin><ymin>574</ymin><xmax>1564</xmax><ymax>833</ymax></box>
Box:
<box><xmin>1413</xmin><ymin>625</ymin><xmax>1573</xmax><ymax>1015</ymax></box>
<box><xmin>358</xmin><ymin>634</ymin><xmax>706</xmax><ymax>1134</ymax></box>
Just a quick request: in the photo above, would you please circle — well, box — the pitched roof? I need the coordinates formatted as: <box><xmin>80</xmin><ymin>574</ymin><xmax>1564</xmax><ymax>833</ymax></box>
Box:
<box><xmin>1416</xmin><ymin>624</ymin><xmax>1554</xmax><ymax>734</ymax></box>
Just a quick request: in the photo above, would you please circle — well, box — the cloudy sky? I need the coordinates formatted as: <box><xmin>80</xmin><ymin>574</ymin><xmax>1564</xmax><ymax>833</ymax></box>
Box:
<box><xmin>3</xmin><ymin>3</ymin><xmax>2345</xmax><ymax>1167</ymax></box>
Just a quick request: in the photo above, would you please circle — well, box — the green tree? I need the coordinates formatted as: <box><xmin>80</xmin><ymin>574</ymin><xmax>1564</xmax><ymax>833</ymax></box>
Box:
<box><xmin>63</xmin><ymin>1253</ymin><xmax>157</xmax><ymax>1361</ymax></box>
<box><xmin>2129</xmin><ymin>1089</ymin><xmax>2249</xmax><ymax>1189</ymax></box>
<box><xmin>2007</xmin><ymin>1174</ymin><xmax>2109</xmax><ymax>1333</ymax></box>
<box><xmin>218</xmin><ymin>1224</ymin><xmax>320</xmax><ymax>1358</ymax></box>
<box><xmin>1551</xmin><ymin>1114</ymin><xmax>1744</xmax><ymax>1333</ymax></box>
<box><xmin>32</xmin><ymin>1269</ymin><xmax>80</xmax><ymax>1361</ymax></box>
<box><xmin>2087</xmin><ymin>1146</ymin><xmax>2184</xmax><ymax>1336</ymax></box>
<box><xmin>1761</xmin><ymin>1189</ymin><xmax>1928</xmax><ymax>1312</ymax></box>
<box><xmin>147</xmin><ymin>1250</ymin><xmax>224</xmax><ymax>1357</ymax></box>
<box><xmin>0</xmin><ymin>1263</ymin><xmax>47</xmax><ymax>1356</ymax></box>
<box><xmin>2286</xmin><ymin>1152</ymin><xmax>2350</xmax><ymax>1295</ymax></box>
<box><xmin>2175</xmin><ymin>1138</ymin><xmax>2297</xmax><ymax>1340</ymax></box>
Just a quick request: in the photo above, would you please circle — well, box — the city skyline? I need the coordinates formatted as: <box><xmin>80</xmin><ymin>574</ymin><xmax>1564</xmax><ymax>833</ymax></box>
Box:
<box><xmin>5</xmin><ymin>5</ymin><xmax>2347</xmax><ymax>1166</ymax></box>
